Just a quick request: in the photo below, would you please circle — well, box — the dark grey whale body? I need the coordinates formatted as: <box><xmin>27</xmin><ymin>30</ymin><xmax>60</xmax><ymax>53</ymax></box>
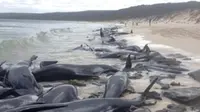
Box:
<box><xmin>95</xmin><ymin>51</ymin><xmax>137</xmax><ymax>59</ymax></box>
<box><xmin>33</xmin><ymin>64</ymin><xmax>85</xmax><ymax>82</ymax></box>
<box><xmin>0</xmin><ymin>95</ymin><xmax>38</xmax><ymax>112</ymax></box>
<box><xmin>4</xmin><ymin>65</ymin><xmax>42</xmax><ymax>95</ymax></box>
<box><xmin>3</xmin><ymin>55</ymin><xmax>42</xmax><ymax>95</ymax></box>
<box><xmin>0</xmin><ymin>61</ymin><xmax>9</xmax><ymax>81</ymax></box>
<box><xmin>103</xmin><ymin>71</ymin><xmax>130</xmax><ymax>98</ymax></box>
<box><xmin>33</xmin><ymin>64</ymin><xmax>118</xmax><ymax>82</ymax></box>
<box><xmin>70</xmin><ymin>44</ymin><xmax>112</xmax><ymax>53</ymax></box>
<box><xmin>94</xmin><ymin>48</ymin><xmax>112</xmax><ymax>52</ymax></box>
<box><xmin>40</xmin><ymin>61</ymin><xmax>58</xmax><ymax>68</ymax></box>
<box><xmin>58</xmin><ymin>64</ymin><xmax>118</xmax><ymax>75</ymax></box>
<box><xmin>0</xmin><ymin>55</ymin><xmax>38</xmax><ymax>80</ymax></box>
<box><xmin>0</xmin><ymin>70</ymin><xmax>6</xmax><ymax>81</ymax></box>
<box><xmin>0</xmin><ymin>81</ymin><xmax>6</xmax><ymax>87</ymax></box>
<box><xmin>0</xmin><ymin>88</ymin><xmax>20</xmax><ymax>99</ymax></box>
<box><xmin>119</xmin><ymin>45</ymin><xmax>141</xmax><ymax>52</ymax></box>
<box><xmin>37</xmin><ymin>84</ymin><xmax>79</xmax><ymax>103</ymax></box>
<box><xmin>5</xmin><ymin>77</ymin><xmax>158</xmax><ymax>112</ymax></box>
<box><xmin>103</xmin><ymin>55</ymin><xmax>133</xmax><ymax>98</ymax></box>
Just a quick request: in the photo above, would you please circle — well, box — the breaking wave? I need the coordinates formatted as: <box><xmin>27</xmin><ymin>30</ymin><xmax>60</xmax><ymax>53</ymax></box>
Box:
<box><xmin>0</xmin><ymin>28</ymin><xmax>71</xmax><ymax>59</ymax></box>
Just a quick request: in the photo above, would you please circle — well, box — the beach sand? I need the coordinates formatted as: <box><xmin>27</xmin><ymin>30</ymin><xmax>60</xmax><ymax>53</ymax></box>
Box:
<box><xmin>128</xmin><ymin>23</ymin><xmax>200</xmax><ymax>56</ymax></box>
<box><xmin>124</xmin><ymin>22</ymin><xmax>200</xmax><ymax>70</ymax></box>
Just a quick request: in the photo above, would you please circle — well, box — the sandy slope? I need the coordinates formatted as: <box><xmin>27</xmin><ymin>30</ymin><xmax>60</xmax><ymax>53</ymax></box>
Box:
<box><xmin>127</xmin><ymin>23</ymin><xmax>200</xmax><ymax>56</ymax></box>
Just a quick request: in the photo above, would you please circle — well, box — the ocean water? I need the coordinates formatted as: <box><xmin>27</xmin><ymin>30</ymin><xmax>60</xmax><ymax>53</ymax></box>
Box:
<box><xmin>0</xmin><ymin>19</ymin><xmax>122</xmax><ymax>66</ymax></box>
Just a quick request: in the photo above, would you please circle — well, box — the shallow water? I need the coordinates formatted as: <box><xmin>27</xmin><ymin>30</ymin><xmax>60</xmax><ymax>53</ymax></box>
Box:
<box><xmin>0</xmin><ymin>19</ymin><xmax>123</xmax><ymax>66</ymax></box>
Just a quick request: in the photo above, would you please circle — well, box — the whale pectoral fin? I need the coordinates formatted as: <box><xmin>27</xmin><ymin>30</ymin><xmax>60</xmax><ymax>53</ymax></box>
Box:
<box><xmin>121</xmin><ymin>85</ymin><xmax>135</xmax><ymax>97</ymax></box>
<box><xmin>142</xmin><ymin>77</ymin><xmax>158</xmax><ymax>99</ymax></box>
<box><xmin>103</xmin><ymin>84</ymin><xmax>107</xmax><ymax>98</ymax></box>
<box><xmin>126</xmin><ymin>85</ymin><xmax>136</xmax><ymax>94</ymax></box>
<box><xmin>123</xmin><ymin>78</ymin><xmax>134</xmax><ymax>95</ymax></box>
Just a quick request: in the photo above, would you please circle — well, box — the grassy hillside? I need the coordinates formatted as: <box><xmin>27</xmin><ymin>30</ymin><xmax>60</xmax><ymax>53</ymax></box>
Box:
<box><xmin>0</xmin><ymin>1</ymin><xmax>200</xmax><ymax>21</ymax></box>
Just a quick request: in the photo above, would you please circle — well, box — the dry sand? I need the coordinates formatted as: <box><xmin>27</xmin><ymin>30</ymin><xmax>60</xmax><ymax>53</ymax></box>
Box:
<box><xmin>124</xmin><ymin>22</ymin><xmax>200</xmax><ymax>70</ymax></box>
<box><xmin>128</xmin><ymin>23</ymin><xmax>200</xmax><ymax>56</ymax></box>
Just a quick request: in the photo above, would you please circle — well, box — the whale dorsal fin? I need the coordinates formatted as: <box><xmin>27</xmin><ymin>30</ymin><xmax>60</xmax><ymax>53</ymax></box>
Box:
<box><xmin>29</xmin><ymin>55</ymin><xmax>38</xmax><ymax>66</ymax></box>
<box><xmin>124</xmin><ymin>54</ymin><xmax>132</xmax><ymax>70</ymax></box>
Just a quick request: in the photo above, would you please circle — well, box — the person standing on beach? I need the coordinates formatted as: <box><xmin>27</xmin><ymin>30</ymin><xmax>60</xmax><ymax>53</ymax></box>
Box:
<box><xmin>100</xmin><ymin>28</ymin><xmax>105</xmax><ymax>44</ymax></box>
<box><xmin>100</xmin><ymin>28</ymin><xmax>104</xmax><ymax>38</ymax></box>
<box><xmin>130</xmin><ymin>30</ymin><xmax>133</xmax><ymax>34</ymax></box>
<box><xmin>149</xmin><ymin>19</ymin><xmax>152</xmax><ymax>26</ymax></box>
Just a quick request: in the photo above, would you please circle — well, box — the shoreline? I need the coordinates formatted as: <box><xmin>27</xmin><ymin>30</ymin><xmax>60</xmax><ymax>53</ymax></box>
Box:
<box><xmin>117</xmin><ymin>23</ymin><xmax>200</xmax><ymax>111</ymax></box>
<box><xmin>127</xmin><ymin>23</ymin><xmax>200</xmax><ymax>56</ymax></box>
<box><xmin>123</xmin><ymin>22</ymin><xmax>200</xmax><ymax>69</ymax></box>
